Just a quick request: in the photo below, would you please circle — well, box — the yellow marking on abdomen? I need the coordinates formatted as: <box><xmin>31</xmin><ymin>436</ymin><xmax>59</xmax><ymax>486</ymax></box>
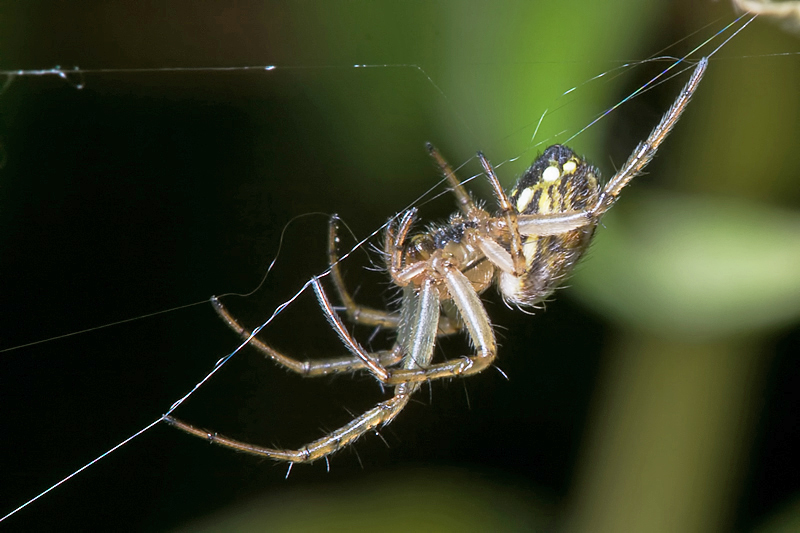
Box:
<box><xmin>523</xmin><ymin>239</ymin><xmax>538</xmax><ymax>264</ymax></box>
<box><xmin>537</xmin><ymin>189</ymin><xmax>552</xmax><ymax>213</ymax></box>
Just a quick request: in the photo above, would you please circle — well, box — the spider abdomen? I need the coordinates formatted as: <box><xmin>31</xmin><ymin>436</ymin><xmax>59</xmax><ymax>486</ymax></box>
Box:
<box><xmin>500</xmin><ymin>145</ymin><xmax>601</xmax><ymax>306</ymax></box>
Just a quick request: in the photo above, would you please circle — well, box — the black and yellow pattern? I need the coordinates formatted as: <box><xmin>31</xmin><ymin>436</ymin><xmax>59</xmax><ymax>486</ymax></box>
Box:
<box><xmin>503</xmin><ymin>145</ymin><xmax>601</xmax><ymax>307</ymax></box>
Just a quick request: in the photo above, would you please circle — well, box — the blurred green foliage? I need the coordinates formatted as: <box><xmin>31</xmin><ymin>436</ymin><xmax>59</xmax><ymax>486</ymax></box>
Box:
<box><xmin>176</xmin><ymin>468</ymin><xmax>551</xmax><ymax>533</ymax></box>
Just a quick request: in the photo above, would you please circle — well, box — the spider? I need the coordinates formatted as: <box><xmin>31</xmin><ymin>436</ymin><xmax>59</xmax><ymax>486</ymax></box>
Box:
<box><xmin>164</xmin><ymin>58</ymin><xmax>708</xmax><ymax>466</ymax></box>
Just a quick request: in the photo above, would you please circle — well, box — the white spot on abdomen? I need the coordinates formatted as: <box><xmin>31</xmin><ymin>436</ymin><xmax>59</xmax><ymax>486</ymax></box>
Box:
<box><xmin>516</xmin><ymin>187</ymin><xmax>535</xmax><ymax>212</ymax></box>
<box><xmin>542</xmin><ymin>166</ymin><xmax>560</xmax><ymax>182</ymax></box>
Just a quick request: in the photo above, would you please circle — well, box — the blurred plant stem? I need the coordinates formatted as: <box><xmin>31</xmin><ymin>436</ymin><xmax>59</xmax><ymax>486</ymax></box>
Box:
<box><xmin>566</xmin><ymin>332</ymin><xmax>768</xmax><ymax>532</ymax></box>
<box><xmin>564</xmin><ymin>13</ymin><xmax>800</xmax><ymax>530</ymax></box>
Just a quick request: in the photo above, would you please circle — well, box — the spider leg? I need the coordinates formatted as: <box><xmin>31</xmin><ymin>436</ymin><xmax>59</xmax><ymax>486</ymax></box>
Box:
<box><xmin>312</xmin><ymin>277</ymin><xmax>392</xmax><ymax>381</ymax></box>
<box><xmin>166</xmin><ymin>277</ymin><xmax>445</xmax><ymax>463</ymax></box>
<box><xmin>593</xmin><ymin>58</ymin><xmax>708</xmax><ymax>216</ymax></box>
<box><xmin>478</xmin><ymin>152</ymin><xmax>527</xmax><ymax>276</ymax></box>
<box><xmin>314</xmin><ymin>241</ymin><xmax>496</xmax><ymax>384</ymax></box>
<box><xmin>327</xmin><ymin>215</ymin><xmax>401</xmax><ymax>329</ymax></box>
<box><xmin>516</xmin><ymin>211</ymin><xmax>594</xmax><ymax>236</ymax></box>
<box><xmin>328</xmin><ymin>215</ymin><xmax>461</xmax><ymax>336</ymax></box>
<box><xmin>427</xmin><ymin>143</ymin><xmax>476</xmax><ymax>215</ymax></box>
<box><xmin>211</xmin><ymin>296</ymin><xmax>403</xmax><ymax>376</ymax></box>
<box><xmin>386</xmin><ymin>209</ymin><xmax>422</xmax><ymax>286</ymax></box>
<box><xmin>314</xmin><ymin>242</ymin><xmax>490</xmax><ymax>383</ymax></box>
<box><xmin>385</xmin><ymin>263</ymin><xmax>497</xmax><ymax>385</ymax></box>
<box><xmin>163</xmin><ymin>383</ymin><xmax>417</xmax><ymax>463</ymax></box>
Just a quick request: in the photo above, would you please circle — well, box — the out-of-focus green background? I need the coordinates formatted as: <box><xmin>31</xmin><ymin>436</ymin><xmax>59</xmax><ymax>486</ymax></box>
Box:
<box><xmin>1</xmin><ymin>1</ymin><xmax>798</xmax><ymax>531</ymax></box>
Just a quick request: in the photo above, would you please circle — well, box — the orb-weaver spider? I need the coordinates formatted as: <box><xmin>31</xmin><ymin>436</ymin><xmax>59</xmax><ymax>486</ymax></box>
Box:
<box><xmin>165</xmin><ymin>58</ymin><xmax>707</xmax><ymax>467</ymax></box>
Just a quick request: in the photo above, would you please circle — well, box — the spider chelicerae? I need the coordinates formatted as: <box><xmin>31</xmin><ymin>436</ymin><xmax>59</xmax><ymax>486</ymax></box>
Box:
<box><xmin>164</xmin><ymin>58</ymin><xmax>708</xmax><ymax>466</ymax></box>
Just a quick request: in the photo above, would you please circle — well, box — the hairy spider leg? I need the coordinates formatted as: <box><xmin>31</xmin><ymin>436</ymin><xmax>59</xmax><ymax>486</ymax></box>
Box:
<box><xmin>311</xmin><ymin>207</ymin><xmax>499</xmax><ymax>386</ymax></box>
<box><xmin>477</xmin><ymin>152</ymin><xmax>527</xmax><ymax>275</ymax></box>
<box><xmin>315</xmin><ymin>265</ymin><xmax>498</xmax><ymax>386</ymax></box>
<box><xmin>211</xmin><ymin>296</ymin><xmax>403</xmax><ymax>376</ymax></box>
<box><xmin>327</xmin><ymin>215</ymin><xmax>462</xmax><ymax>335</ymax></box>
<box><xmin>165</xmin><ymin>248</ymin><xmax>497</xmax><ymax>462</ymax></box>
<box><xmin>164</xmin><ymin>385</ymin><xmax>417</xmax><ymax>463</ymax></box>
<box><xmin>592</xmin><ymin>57</ymin><xmax>708</xmax><ymax>217</ymax></box>
<box><xmin>510</xmin><ymin>58</ymin><xmax>709</xmax><ymax>237</ymax></box>
<box><xmin>426</xmin><ymin>142</ymin><xmax>476</xmax><ymax>215</ymax></box>
<box><xmin>326</xmin><ymin>215</ymin><xmax>402</xmax><ymax>329</ymax></box>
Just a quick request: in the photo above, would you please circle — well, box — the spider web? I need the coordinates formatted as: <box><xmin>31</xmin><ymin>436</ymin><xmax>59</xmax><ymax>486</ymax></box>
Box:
<box><xmin>0</xmin><ymin>4</ymin><xmax>792</xmax><ymax>530</ymax></box>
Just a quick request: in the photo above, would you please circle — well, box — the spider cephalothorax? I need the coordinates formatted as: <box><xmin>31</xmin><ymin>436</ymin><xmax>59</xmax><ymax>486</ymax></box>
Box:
<box><xmin>165</xmin><ymin>58</ymin><xmax>708</xmax><ymax>467</ymax></box>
